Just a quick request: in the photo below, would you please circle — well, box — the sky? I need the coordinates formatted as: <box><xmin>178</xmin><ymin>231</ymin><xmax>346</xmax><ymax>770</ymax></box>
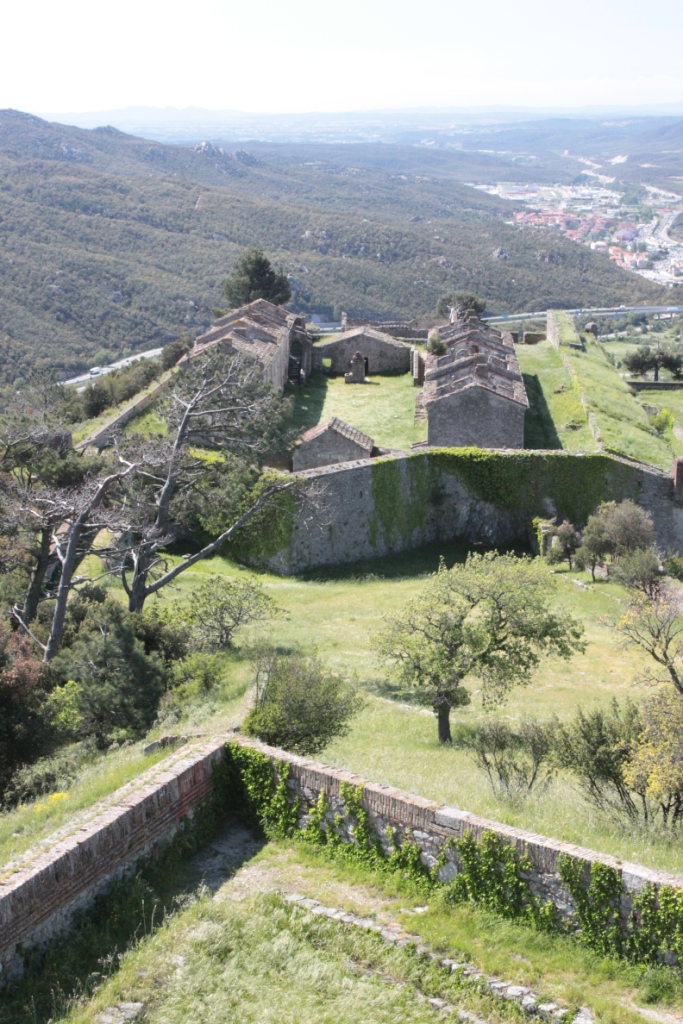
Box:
<box><xmin>2</xmin><ymin>0</ymin><xmax>683</xmax><ymax>115</ymax></box>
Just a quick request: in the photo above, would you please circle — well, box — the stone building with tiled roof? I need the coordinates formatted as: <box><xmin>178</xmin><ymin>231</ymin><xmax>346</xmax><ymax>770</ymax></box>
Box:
<box><xmin>292</xmin><ymin>417</ymin><xmax>374</xmax><ymax>471</ymax></box>
<box><xmin>191</xmin><ymin>298</ymin><xmax>311</xmax><ymax>391</ymax></box>
<box><xmin>423</xmin><ymin>314</ymin><xmax>528</xmax><ymax>449</ymax></box>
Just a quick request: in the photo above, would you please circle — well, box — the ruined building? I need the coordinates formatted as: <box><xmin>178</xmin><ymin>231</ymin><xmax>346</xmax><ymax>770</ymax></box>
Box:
<box><xmin>292</xmin><ymin>418</ymin><xmax>374</xmax><ymax>471</ymax></box>
<box><xmin>312</xmin><ymin>326</ymin><xmax>411</xmax><ymax>376</ymax></box>
<box><xmin>191</xmin><ymin>298</ymin><xmax>312</xmax><ymax>391</ymax></box>
<box><xmin>423</xmin><ymin>314</ymin><xmax>528</xmax><ymax>449</ymax></box>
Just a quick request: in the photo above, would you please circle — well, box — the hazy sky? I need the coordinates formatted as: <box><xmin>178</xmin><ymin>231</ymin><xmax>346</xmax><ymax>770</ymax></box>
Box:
<box><xmin>3</xmin><ymin>0</ymin><xmax>683</xmax><ymax>114</ymax></box>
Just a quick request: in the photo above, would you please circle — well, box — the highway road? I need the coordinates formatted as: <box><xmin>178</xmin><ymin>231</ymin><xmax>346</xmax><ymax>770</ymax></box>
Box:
<box><xmin>483</xmin><ymin>305</ymin><xmax>683</xmax><ymax>324</ymax></box>
<box><xmin>61</xmin><ymin>347</ymin><xmax>163</xmax><ymax>387</ymax></box>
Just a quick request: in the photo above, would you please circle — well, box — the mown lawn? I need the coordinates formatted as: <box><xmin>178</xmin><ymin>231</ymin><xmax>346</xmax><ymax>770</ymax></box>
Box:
<box><xmin>287</xmin><ymin>371</ymin><xmax>425</xmax><ymax>450</ymax></box>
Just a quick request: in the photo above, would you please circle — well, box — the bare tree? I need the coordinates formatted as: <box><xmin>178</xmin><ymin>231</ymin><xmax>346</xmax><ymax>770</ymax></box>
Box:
<box><xmin>117</xmin><ymin>348</ymin><xmax>301</xmax><ymax>613</ymax></box>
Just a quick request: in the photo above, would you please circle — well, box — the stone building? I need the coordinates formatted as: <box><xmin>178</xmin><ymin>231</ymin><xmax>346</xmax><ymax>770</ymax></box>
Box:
<box><xmin>423</xmin><ymin>313</ymin><xmax>528</xmax><ymax>449</ymax></box>
<box><xmin>311</xmin><ymin>327</ymin><xmax>411</xmax><ymax>375</ymax></box>
<box><xmin>191</xmin><ymin>298</ymin><xmax>311</xmax><ymax>392</ymax></box>
<box><xmin>292</xmin><ymin>417</ymin><xmax>374</xmax><ymax>471</ymax></box>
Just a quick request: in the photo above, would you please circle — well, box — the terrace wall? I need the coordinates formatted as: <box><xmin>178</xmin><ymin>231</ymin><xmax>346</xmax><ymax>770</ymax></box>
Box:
<box><xmin>4</xmin><ymin>735</ymin><xmax>683</xmax><ymax>980</ymax></box>
<box><xmin>250</xmin><ymin>449</ymin><xmax>683</xmax><ymax>575</ymax></box>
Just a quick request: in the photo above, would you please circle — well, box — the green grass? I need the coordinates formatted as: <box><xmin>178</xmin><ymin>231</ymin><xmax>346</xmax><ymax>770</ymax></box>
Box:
<box><xmin>0</xmin><ymin>744</ymin><xmax>171</xmax><ymax>873</ymax></box>
<box><xmin>40</xmin><ymin>542</ymin><xmax>683</xmax><ymax>875</ymax></box>
<box><xmin>563</xmin><ymin>338</ymin><xmax>681</xmax><ymax>467</ymax></box>
<box><xmin>42</xmin><ymin>839</ymin><xmax>683</xmax><ymax>1024</ymax></box>
<box><xmin>516</xmin><ymin>341</ymin><xmax>595</xmax><ymax>450</ymax></box>
<box><xmin>287</xmin><ymin>372</ymin><xmax>426</xmax><ymax>450</ymax></box>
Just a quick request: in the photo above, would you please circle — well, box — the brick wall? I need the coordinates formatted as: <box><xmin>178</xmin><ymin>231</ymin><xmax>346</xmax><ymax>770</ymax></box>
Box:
<box><xmin>4</xmin><ymin>734</ymin><xmax>683</xmax><ymax>979</ymax></box>
<box><xmin>0</xmin><ymin>738</ymin><xmax>226</xmax><ymax>980</ymax></box>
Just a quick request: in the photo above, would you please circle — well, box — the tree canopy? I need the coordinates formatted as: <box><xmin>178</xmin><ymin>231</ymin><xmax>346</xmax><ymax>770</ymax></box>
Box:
<box><xmin>380</xmin><ymin>552</ymin><xmax>585</xmax><ymax>743</ymax></box>
<box><xmin>623</xmin><ymin>343</ymin><xmax>683</xmax><ymax>382</ymax></box>
<box><xmin>221</xmin><ymin>248</ymin><xmax>291</xmax><ymax>309</ymax></box>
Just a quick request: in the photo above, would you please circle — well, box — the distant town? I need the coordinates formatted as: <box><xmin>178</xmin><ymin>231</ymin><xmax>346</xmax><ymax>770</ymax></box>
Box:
<box><xmin>471</xmin><ymin>180</ymin><xmax>683</xmax><ymax>286</ymax></box>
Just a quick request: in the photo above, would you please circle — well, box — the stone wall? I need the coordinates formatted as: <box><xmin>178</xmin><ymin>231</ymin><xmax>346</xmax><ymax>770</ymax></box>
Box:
<box><xmin>0</xmin><ymin>738</ymin><xmax>225</xmax><ymax>980</ymax></box>
<box><xmin>5</xmin><ymin>734</ymin><xmax>683</xmax><ymax>979</ymax></box>
<box><xmin>292</xmin><ymin>431</ymin><xmax>371</xmax><ymax>472</ymax></box>
<box><xmin>239</xmin><ymin>738</ymin><xmax>683</xmax><ymax>935</ymax></box>
<box><xmin>84</xmin><ymin>374</ymin><xmax>172</xmax><ymax>448</ymax></box>
<box><xmin>426</xmin><ymin>388</ymin><xmax>526</xmax><ymax>449</ymax></box>
<box><xmin>252</xmin><ymin>449</ymin><xmax>683</xmax><ymax>575</ymax></box>
<box><xmin>312</xmin><ymin>331</ymin><xmax>412</xmax><ymax>375</ymax></box>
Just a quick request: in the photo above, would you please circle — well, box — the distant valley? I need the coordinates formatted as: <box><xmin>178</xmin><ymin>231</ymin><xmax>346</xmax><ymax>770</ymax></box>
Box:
<box><xmin>0</xmin><ymin>108</ymin><xmax>675</xmax><ymax>387</ymax></box>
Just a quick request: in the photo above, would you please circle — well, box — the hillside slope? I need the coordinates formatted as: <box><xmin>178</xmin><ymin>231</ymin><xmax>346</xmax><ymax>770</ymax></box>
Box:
<box><xmin>0</xmin><ymin>110</ymin><xmax>670</xmax><ymax>386</ymax></box>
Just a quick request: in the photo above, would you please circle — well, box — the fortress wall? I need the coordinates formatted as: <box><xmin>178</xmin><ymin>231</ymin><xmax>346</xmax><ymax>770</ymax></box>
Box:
<box><xmin>255</xmin><ymin>450</ymin><xmax>683</xmax><ymax>575</ymax></box>
<box><xmin>6</xmin><ymin>734</ymin><xmax>683</xmax><ymax>979</ymax></box>
<box><xmin>0</xmin><ymin>738</ymin><xmax>226</xmax><ymax>980</ymax></box>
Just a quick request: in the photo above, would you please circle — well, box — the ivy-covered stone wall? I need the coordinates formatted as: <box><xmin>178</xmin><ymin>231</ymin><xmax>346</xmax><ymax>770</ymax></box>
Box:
<box><xmin>238</xmin><ymin>448</ymin><xmax>683</xmax><ymax>574</ymax></box>
<box><xmin>228</xmin><ymin>737</ymin><xmax>683</xmax><ymax>967</ymax></box>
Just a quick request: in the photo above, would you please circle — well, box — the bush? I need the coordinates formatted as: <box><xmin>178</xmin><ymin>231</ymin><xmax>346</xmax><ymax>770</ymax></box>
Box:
<box><xmin>665</xmin><ymin>552</ymin><xmax>683</xmax><ymax>581</ymax></box>
<box><xmin>610</xmin><ymin>546</ymin><xmax>663</xmax><ymax>599</ymax></box>
<box><xmin>427</xmin><ymin>332</ymin><xmax>446</xmax><ymax>356</ymax></box>
<box><xmin>551</xmin><ymin>699</ymin><xmax>645</xmax><ymax>821</ymax></box>
<box><xmin>161</xmin><ymin>339</ymin><xmax>190</xmax><ymax>370</ymax></box>
<box><xmin>183</xmin><ymin>576</ymin><xmax>280</xmax><ymax>651</ymax></box>
<box><xmin>50</xmin><ymin>600</ymin><xmax>166</xmax><ymax>748</ymax></box>
<box><xmin>2</xmin><ymin>742</ymin><xmax>93</xmax><ymax>807</ymax></box>
<box><xmin>243</xmin><ymin>645</ymin><xmax>364</xmax><ymax>756</ymax></box>
<box><xmin>468</xmin><ymin>718</ymin><xmax>554</xmax><ymax>800</ymax></box>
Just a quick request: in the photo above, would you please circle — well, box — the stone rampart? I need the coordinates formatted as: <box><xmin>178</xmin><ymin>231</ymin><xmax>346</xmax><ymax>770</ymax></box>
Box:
<box><xmin>5</xmin><ymin>734</ymin><xmax>683</xmax><ymax>979</ymax></box>
<box><xmin>240</xmin><ymin>738</ymin><xmax>683</xmax><ymax>934</ymax></box>
<box><xmin>0</xmin><ymin>738</ymin><xmax>226</xmax><ymax>980</ymax></box>
<box><xmin>252</xmin><ymin>449</ymin><xmax>683</xmax><ymax>575</ymax></box>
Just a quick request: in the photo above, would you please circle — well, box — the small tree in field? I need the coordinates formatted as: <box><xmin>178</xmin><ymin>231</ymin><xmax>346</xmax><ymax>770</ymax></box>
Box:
<box><xmin>243</xmin><ymin>645</ymin><xmax>364</xmax><ymax>756</ymax></box>
<box><xmin>547</xmin><ymin>519</ymin><xmax>579</xmax><ymax>570</ymax></box>
<box><xmin>379</xmin><ymin>553</ymin><xmax>585</xmax><ymax>744</ymax></box>
<box><xmin>184</xmin><ymin>576</ymin><xmax>280</xmax><ymax>650</ymax></box>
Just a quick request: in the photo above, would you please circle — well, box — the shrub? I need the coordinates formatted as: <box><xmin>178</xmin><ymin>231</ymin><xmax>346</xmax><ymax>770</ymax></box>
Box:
<box><xmin>0</xmin><ymin>625</ymin><xmax>48</xmax><ymax>799</ymax></box>
<box><xmin>665</xmin><ymin>551</ymin><xmax>683</xmax><ymax>581</ymax></box>
<box><xmin>243</xmin><ymin>645</ymin><xmax>364</xmax><ymax>756</ymax></box>
<box><xmin>427</xmin><ymin>332</ymin><xmax>446</xmax><ymax>356</ymax></box>
<box><xmin>551</xmin><ymin>699</ymin><xmax>645</xmax><ymax>821</ymax></box>
<box><xmin>183</xmin><ymin>576</ymin><xmax>280</xmax><ymax>651</ymax></box>
<box><xmin>468</xmin><ymin>718</ymin><xmax>554</xmax><ymax>800</ymax></box>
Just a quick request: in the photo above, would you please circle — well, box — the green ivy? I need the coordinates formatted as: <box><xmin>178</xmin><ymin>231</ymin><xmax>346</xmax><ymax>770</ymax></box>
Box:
<box><xmin>445</xmin><ymin>831</ymin><xmax>556</xmax><ymax>931</ymax></box>
<box><xmin>223</xmin><ymin>742</ymin><xmax>299</xmax><ymax>839</ymax></box>
<box><xmin>560</xmin><ymin>855</ymin><xmax>683</xmax><ymax>966</ymax></box>
<box><xmin>558</xmin><ymin>856</ymin><xmax>623</xmax><ymax>958</ymax></box>
<box><xmin>369</xmin><ymin>456</ymin><xmax>432</xmax><ymax>549</ymax></box>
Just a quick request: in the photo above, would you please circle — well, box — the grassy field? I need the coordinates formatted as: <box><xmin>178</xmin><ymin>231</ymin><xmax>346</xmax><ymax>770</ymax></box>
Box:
<box><xmin>287</xmin><ymin>371</ymin><xmax>425</xmax><ymax>450</ymax></box>
<box><xmin>7</xmin><ymin>539</ymin><xmax>682</xmax><ymax>875</ymax></box>
<box><xmin>516</xmin><ymin>341</ymin><xmax>595</xmax><ymax>450</ymax></box>
<box><xmin>517</xmin><ymin>336</ymin><xmax>682</xmax><ymax>467</ymax></box>
<box><xmin>35</xmin><ymin>839</ymin><xmax>683</xmax><ymax>1024</ymax></box>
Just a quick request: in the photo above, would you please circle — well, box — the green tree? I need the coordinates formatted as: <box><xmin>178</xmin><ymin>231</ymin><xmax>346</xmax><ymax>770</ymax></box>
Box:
<box><xmin>547</xmin><ymin>519</ymin><xmax>579</xmax><ymax>570</ymax></box>
<box><xmin>243</xmin><ymin>645</ymin><xmax>364</xmax><ymax>756</ymax></box>
<box><xmin>623</xmin><ymin>343</ymin><xmax>683</xmax><ymax>382</ymax></box>
<box><xmin>380</xmin><ymin>553</ymin><xmax>585</xmax><ymax>744</ymax></box>
<box><xmin>601</xmin><ymin>499</ymin><xmax>655</xmax><ymax>556</ymax></box>
<box><xmin>222</xmin><ymin>248</ymin><xmax>291</xmax><ymax>309</ymax></box>
<box><xmin>436</xmin><ymin>291</ymin><xmax>486</xmax><ymax>318</ymax></box>
<box><xmin>184</xmin><ymin>576</ymin><xmax>280</xmax><ymax>650</ymax></box>
<box><xmin>611</xmin><ymin>547</ymin><xmax>663</xmax><ymax>600</ymax></box>
<box><xmin>574</xmin><ymin>510</ymin><xmax>611</xmax><ymax>581</ymax></box>
<box><xmin>50</xmin><ymin>600</ymin><xmax>165</xmax><ymax>748</ymax></box>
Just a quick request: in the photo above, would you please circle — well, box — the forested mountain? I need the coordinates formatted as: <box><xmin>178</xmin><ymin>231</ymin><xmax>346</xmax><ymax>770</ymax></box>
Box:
<box><xmin>0</xmin><ymin>109</ymin><xmax>670</xmax><ymax>387</ymax></box>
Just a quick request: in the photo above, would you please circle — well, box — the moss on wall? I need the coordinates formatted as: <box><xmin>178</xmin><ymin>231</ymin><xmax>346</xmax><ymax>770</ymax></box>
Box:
<box><xmin>369</xmin><ymin>456</ymin><xmax>433</xmax><ymax>549</ymax></box>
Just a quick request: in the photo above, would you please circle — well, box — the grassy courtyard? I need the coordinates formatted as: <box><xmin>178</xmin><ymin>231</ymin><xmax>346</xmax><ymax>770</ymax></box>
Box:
<box><xmin>287</xmin><ymin>371</ymin><xmax>426</xmax><ymax>450</ymax></box>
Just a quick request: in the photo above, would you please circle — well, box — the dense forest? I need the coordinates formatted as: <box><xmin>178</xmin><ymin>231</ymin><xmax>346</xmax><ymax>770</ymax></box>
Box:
<box><xmin>0</xmin><ymin>109</ymin><xmax>670</xmax><ymax>387</ymax></box>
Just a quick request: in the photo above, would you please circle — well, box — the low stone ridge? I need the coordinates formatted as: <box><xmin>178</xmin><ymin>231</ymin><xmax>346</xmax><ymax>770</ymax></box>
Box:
<box><xmin>283</xmin><ymin>892</ymin><xmax>589</xmax><ymax>1022</ymax></box>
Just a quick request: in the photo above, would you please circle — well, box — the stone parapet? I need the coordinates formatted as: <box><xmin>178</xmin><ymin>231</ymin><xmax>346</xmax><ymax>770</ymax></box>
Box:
<box><xmin>0</xmin><ymin>738</ymin><xmax>226</xmax><ymax>979</ymax></box>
